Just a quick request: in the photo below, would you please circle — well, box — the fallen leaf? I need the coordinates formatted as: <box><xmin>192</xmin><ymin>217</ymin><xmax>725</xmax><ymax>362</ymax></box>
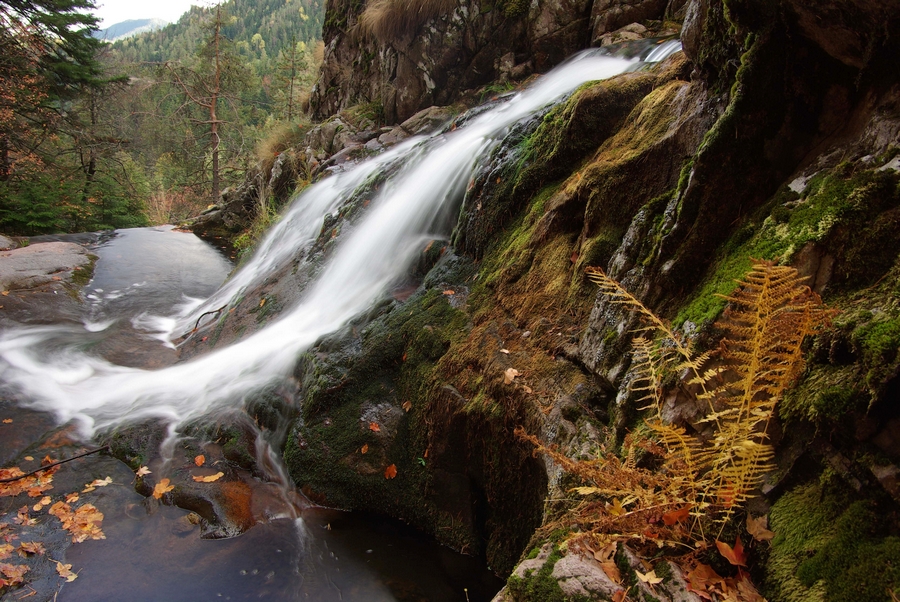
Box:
<box><xmin>65</xmin><ymin>493</ymin><xmax>79</xmax><ymax>504</ymax></box>
<box><xmin>55</xmin><ymin>561</ymin><xmax>77</xmax><ymax>582</ymax></box>
<box><xmin>1</xmin><ymin>419</ymin><xmax>10</xmax><ymax>424</ymax></box>
<box><xmin>606</xmin><ymin>498</ymin><xmax>626</xmax><ymax>517</ymax></box>
<box><xmin>192</xmin><ymin>472</ymin><xmax>224</xmax><ymax>483</ymax></box>
<box><xmin>636</xmin><ymin>569</ymin><xmax>663</xmax><ymax>585</ymax></box>
<box><xmin>522</xmin><ymin>385</ymin><xmax>533</xmax><ymax>394</ymax></box>
<box><xmin>1</xmin><ymin>291</ymin><xmax>8</xmax><ymax>296</ymax></box>
<box><xmin>41</xmin><ymin>455</ymin><xmax>53</xmax><ymax>466</ymax></box>
<box><xmin>194</xmin><ymin>455</ymin><xmax>205</xmax><ymax>467</ymax></box>
<box><xmin>746</xmin><ymin>514</ymin><xmax>775</xmax><ymax>542</ymax></box>
<box><xmin>23</xmin><ymin>456</ymin><xmax>32</xmax><ymax>462</ymax></box>
<box><xmin>360</xmin><ymin>444</ymin><xmax>369</xmax><ymax>454</ymax></box>
<box><xmin>13</xmin><ymin>507</ymin><xmax>36</xmax><ymax>526</ymax></box>
<box><xmin>600</xmin><ymin>561</ymin><xmax>621</xmax><ymax>584</ymax></box>
<box><xmin>716</xmin><ymin>535</ymin><xmax>747</xmax><ymax>566</ymax></box>
<box><xmin>152</xmin><ymin>478</ymin><xmax>174</xmax><ymax>500</ymax></box>
<box><xmin>369</xmin><ymin>422</ymin><xmax>381</xmax><ymax>433</ymax></box>
<box><xmin>662</xmin><ymin>505</ymin><xmax>691</xmax><ymax>526</ymax></box>
<box><xmin>402</xmin><ymin>400</ymin><xmax>411</xmax><ymax>412</ymax></box>
<box><xmin>135</xmin><ymin>466</ymin><xmax>151</xmax><ymax>478</ymax></box>
<box><xmin>499</xmin><ymin>348</ymin><xmax>510</xmax><ymax>354</ymax></box>
<box><xmin>0</xmin><ymin>562</ymin><xmax>29</xmax><ymax>585</ymax></box>
<box><xmin>611</xmin><ymin>590</ymin><xmax>626</xmax><ymax>602</ymax></box>
<box><xmin>686</xmin><ymin>563</ymin><xmax>723</xmax><ymax>600</ymax></box>
<box><xmin>87</xmin><ymin>477</ymin><xmax>112</xmax><ymax>488</ymax></box>
<box><xmin>17</xmin><ymin>541</ymin><xmax>45</xmax><ymax>556</ymax></box>
<box><xmin>384</xmin><ymin>464</ymin><xmax>397</xmax><ymax>479</ymax></box>
<box><xmin>503</xmin><ymin>368</ymin><xmax>520</xmax><ymax>384</ymax></box>
<box><xmin>0</xmin><ymin>543</ymin><xmax>12</xmax><ymax>560</ymax></box>
<box><xmin>593</xmin><ymin>543</ymin><xmax>616</xmax><ymax>563</ymax></box>
<box><xmin>442</xmin><ymin>290</ymin><xmax>455</xmax><ymax>295</ymax></box>
<box><xmin>259</xmin><ymin>298</ymin><xmax>266</xmax><ymax>307</ymax></box>
<box><xmin>48</xmin><ymin>502</ymin><xmax>104</xmax><ymax>543</ymax></box>
<box><xmin>573</xmin><ymin>486</ymin><xmax>602</xmax><ymax>495</ymax></box>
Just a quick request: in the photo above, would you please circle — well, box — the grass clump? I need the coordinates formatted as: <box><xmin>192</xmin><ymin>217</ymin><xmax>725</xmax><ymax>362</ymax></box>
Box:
<box><xmin>357</xmin><ymin>0</ymin><xmax>458</xmax><ymax>42</ymax></box>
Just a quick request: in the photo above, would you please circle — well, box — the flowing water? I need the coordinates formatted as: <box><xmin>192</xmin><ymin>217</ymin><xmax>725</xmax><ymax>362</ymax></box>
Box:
<box><xmin>0</xmin><ymin>41</ymin><xmax>681</xmax><ymax>600</ymax></box>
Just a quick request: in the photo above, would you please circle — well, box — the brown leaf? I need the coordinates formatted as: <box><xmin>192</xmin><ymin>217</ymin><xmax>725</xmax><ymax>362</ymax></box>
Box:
<box><xmin>746</xmin><ymin>514</ymin><xmax>775</xmax><ymax>542</ymax></box>
<box><xmin>662</xmin><ymin>505</ymin><xmax>691</xmax><ymax>526</ymax></box>
<box><xmin>17</xmin><ymin>541</ymin><xmax>45</xmax><ymax>556</ymax></box>
<box><xmin>369</xmin><ymin>422</ymin><xmax>381</xmax><ymax>433</ymax></box>
<box><xmin>0</xmin><ymin>562</ymin><xmax>29</xmax><ymax>585</ymax></box>
<box><xmin>686</xmin><ymin>563</ymin><xmax>723</xmax><ymax>600</ymax></box>
<box><xmin>194</xmin><ymin>455</ymin><xmax>205</xmax><ymax>467</ymax></box>
<box><xmin>593</xmin><ymin>543</ymin><xmax>616</xmax><ymax>563</ymax></box>
<box><xmin>384</xmin><ymin>464</ymin><xmax>397</xmax><ymax>479</ymax></box>
<box><xmin>0</xmin><ymin>544</ymin><xmax>12</xmax><ymax>560</ymax></box>
<box><xmin>152</xmin><ymin>478</ymin><xmax>174</xmax><ymax>500</ymax></box>
<box><xmin>360</xmin><ymin>444</ymin><xmax>369</xmax><ymax>455</ymax></box>
<box><xmin>600</xmin><ymin>560</ymin><xmax>621</xmax><ymax>584</ymax></box>
<box><xmin>402</xmin><ymin>400</ymin><xmax>412</xmax><ymax>412</ymax></box>
<box><xmin>611</xmin><ymin>590</ymin><xmax>626</xmax><ymax>602</ymax></box>
<box><xmin>192</xmin><ymin>472</ymin><xmax>224</xmax><ymax>483</ymax></box>
<box><xmin>55</xmin><ymin>561</ymin><xmax>77</xmax><ymax>582</ymax></box>
<box><xmin>716</xmin><ymin>536</ymin><xmax>747</xmax><ymax>567</ymax></box>
<box><xmin>503</xmin><ymin>368</ymin><xmax>520</xmax><ymax>385</ymax></box>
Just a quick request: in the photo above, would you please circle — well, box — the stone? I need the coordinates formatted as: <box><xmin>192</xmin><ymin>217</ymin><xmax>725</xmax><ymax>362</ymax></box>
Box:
<box><xmin>679</xmin><ymin>0</ymin><xmax>707</xmax><ymax>63</ymax></box>
<box><xmin>551</xmin><ymin>552</ymin><xmax>620</xmax><ymax>597</ymax></box>
<box><xmin>0</xmin><ymin>242</ymin><xmax>90</xmax><ymax>290</ymax></box>
<box><xmin>0</xmin><ymin>235</ymin><xmax>15</xmax><ymax>251</ymax></box>
<box><xmin>400</xmin><ymin>105</ymin><xmax>456</xmax><ymax>136</ymax></box>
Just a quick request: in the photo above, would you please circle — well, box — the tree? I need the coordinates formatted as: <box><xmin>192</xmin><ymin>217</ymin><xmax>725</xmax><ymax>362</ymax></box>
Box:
<box><xmin>274</xmin><ymin>37</ymin><xmax>309</xmax><ymax>121</ymax></box>
<box><xmin>165</xmin><ymin>5</ymin><xmax>252</xmax><ymax>202</ymax></box>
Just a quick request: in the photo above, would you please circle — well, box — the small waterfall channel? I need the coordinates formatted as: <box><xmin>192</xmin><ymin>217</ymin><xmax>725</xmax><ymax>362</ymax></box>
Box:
<box><xmin>0</xmin><ymin>41</ymin><xmax>680</xmax><ymax>601</ymax></box>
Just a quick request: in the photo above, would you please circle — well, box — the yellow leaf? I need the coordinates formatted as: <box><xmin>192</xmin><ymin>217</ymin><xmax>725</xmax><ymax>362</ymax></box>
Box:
<box><xmin>55</xmin><ymin>561</ymin><xmax>77</xmax><ymax>582</ymax></box>
<box><xmin>636</xmin><ymin>569</ymin><xmax>663</xmax><ymax>585</ymax></box>
<box><xmin>606</xmin><ymin>498</ymin><xmax>626</xmax><ymax>516</ymax></box>
<box><xmin>152</xmin><ymin>478</ymin><xmax>174</xmax><ymax>500</ymax></box>
<box><xmin>572</xmin><ymin>487</ymin><xmax>602</xmax><ymax>496</ymax></box>
<box><xmin>192</xmin><ymin>472</ymin><xmax>224</xmax><ymax>483</ymax></box>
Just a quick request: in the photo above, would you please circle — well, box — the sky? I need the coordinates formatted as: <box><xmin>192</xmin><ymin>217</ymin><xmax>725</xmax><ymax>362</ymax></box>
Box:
<box><xmin>91</xmin><ymin>0</ymin><xmax>214</xmax><ymax>28</ymax></box>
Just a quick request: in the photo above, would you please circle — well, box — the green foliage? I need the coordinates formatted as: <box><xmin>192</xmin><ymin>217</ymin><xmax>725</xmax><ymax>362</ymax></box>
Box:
<box><xmin>768</xmin><ymin>481</ymin><xmax>900</xmax><ymax>602</ymax></box>
<box><xmin>505</xmin><ymin>548</ymin><xmax>571</xmax><ymax>602</ymax></box>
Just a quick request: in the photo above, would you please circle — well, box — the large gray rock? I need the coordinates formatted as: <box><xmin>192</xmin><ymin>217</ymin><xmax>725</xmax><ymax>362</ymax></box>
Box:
<box><xmin>0</xmin><ymin>242</ymin><xmax>90</xmax><ymax>290</ymax></box>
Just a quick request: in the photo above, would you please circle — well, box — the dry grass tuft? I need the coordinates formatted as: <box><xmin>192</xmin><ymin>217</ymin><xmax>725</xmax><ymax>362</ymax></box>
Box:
<box><xmin>357</xmin><ymin>0</ymin><xmax>458</xmax><ymax>43</ymax></box>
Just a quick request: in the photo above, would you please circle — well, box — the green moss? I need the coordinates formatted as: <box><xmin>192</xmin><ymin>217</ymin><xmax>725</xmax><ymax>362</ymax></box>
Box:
<box><xmin>766</xmin><ymin>480</ymin><xmax>900</xmax><ymax>602</ymax></box>
<box><xmin>71</xmin><ymin>254</ymin><xmax>97</xmax><ymax>287</ymax></box>
<box><xmin>854</xmin><ymin>316</ymin><xmax>900</xmax><ymax>365</ymax></box>
<box><xmin>505</xmin><ymin>548</ymin><xmax>570</xmax><ymax>602</ymax></box>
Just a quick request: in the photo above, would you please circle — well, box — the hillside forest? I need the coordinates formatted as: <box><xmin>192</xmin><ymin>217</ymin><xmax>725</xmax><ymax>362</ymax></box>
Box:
<box><xmin>0</xmin><ymin>0</ymin><xmax>324</xmax><ymax>235</ymax></box>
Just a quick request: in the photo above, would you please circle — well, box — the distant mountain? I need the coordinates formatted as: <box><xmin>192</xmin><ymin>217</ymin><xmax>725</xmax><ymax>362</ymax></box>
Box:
<box><xmin>94</xmin><ymin>19</ymin><xmax>169</xmax><ymax>42</ymax></box>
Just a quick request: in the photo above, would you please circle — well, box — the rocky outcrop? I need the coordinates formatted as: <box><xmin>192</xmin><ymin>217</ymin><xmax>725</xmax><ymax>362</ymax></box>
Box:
<box><xmin>310</xmin><ymin>0</ymin><xmax>683</xmax><ymax>123</ymax></box>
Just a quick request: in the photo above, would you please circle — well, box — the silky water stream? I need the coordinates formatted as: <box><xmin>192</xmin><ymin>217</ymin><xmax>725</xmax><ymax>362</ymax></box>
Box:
<box><xmin>0</xmin><ymin>41</ymin><xmax>681</xmax><ymax>601</ymax></box>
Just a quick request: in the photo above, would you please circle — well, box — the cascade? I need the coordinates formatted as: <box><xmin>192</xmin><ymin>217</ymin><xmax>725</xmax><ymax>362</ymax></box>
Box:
<box><xmin>0</xmin><ymin>41</ymin><xmax>680</xmax><ymax>441</ymax></box>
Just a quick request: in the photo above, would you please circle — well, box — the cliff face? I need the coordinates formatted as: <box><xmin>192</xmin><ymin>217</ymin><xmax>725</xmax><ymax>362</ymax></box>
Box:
<box><xmin>181</xmin><ymin>0</ymin><xmax>900</xmax><ymax>597</ymax></box>
<box><xmin>310</xmin><ymin>0</ymin><xmax>687</xmax><ymax>123</ymax></box>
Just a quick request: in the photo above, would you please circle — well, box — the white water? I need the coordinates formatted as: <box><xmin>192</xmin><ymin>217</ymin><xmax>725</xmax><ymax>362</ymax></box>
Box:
<box><xmin>0</xmin><ymin>43</ymin><xmax>680</xmax><ymax>437</ymax></box>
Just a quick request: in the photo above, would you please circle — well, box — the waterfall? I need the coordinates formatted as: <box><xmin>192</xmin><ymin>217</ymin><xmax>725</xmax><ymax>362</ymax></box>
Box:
<box><xmin>0</xmin><ymin>41</ymin><xmax>681</xmax><ymax>438</ymax></box>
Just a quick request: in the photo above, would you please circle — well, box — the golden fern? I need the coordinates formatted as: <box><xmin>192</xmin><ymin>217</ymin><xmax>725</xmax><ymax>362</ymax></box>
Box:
<box><xmin>520</xmin><ymin>260</ymin><xmax>833</xmax><ymax>547</ymax></box>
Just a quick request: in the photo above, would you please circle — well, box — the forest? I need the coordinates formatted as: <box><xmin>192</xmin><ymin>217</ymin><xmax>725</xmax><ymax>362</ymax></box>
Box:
<box><xmin>0</xmin><ymin>0</ymin><xmax>324</xmax><ymax>235</ymax></box>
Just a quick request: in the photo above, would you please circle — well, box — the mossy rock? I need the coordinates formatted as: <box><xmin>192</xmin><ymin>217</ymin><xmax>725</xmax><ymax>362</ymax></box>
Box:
<box><xmin>766</xmin><ymin>479</ymin><xmax>900</xmax><ymax>602</ymax></box>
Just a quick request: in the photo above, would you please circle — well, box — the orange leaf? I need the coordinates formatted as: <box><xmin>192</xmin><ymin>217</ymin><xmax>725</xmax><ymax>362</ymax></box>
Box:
<box><xmin>600</xmin><ymin>561</ymin><xmax>621</xmax><ymax>584</ymax></box>
<box><xmin>716</xmin><ymin>535</ymin><xmax>747</xmax><ymax>566</ymax></box>
<box><xmin>442</xmin><ymin>290</ymin><xmax>455</xmax><ymax>296</ymax></box>
<box><xmin>194</xmin><ymin>455</ymin><xmax>205</xmax><ymax>467</ymax></box>
<box><xmin>384</xmin><ymin>464</ymin><xmax>397</xmax><ymax>479</ymax></box>
<box><xmin>192</xmin><ymin>472</ymin><xmax>224</xmax><ymax>483</ymax></box>
<box><xmin>369</xmin><ymin>422</ymin><xmax>381</xmax><ymax>432</ymax></box>
<box><xmin>402</xmin><ymin>401</ymin><xmax>411</xmax><ymax>412</ymax></box>
<box><xmin>360</xmin><ymin>444</ymin><xmax>369</xmax><ymax>454</ymax></box>
<box><xmin>152</xmin><ymin>478</ymin><xmax>174</xmax><ymax>500</ymax></box>
<box><xmin>1</xmin><ymin>419</ymin><xmax>11</xmax><ymax>424</ymax></box>
<box><xmin>662</xmin><ymin>505</ymin><xmax>691</xmax><ymax>526</ymax></box>
<box><xmin>611</xmin><ymin>590</ymin><xmax>626</xmax><ymax>602</ymax></box>
<box><xmin>17</xmin><ymin>541</ymin><xmax>44</xmax><ymax>556</ymax></box>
